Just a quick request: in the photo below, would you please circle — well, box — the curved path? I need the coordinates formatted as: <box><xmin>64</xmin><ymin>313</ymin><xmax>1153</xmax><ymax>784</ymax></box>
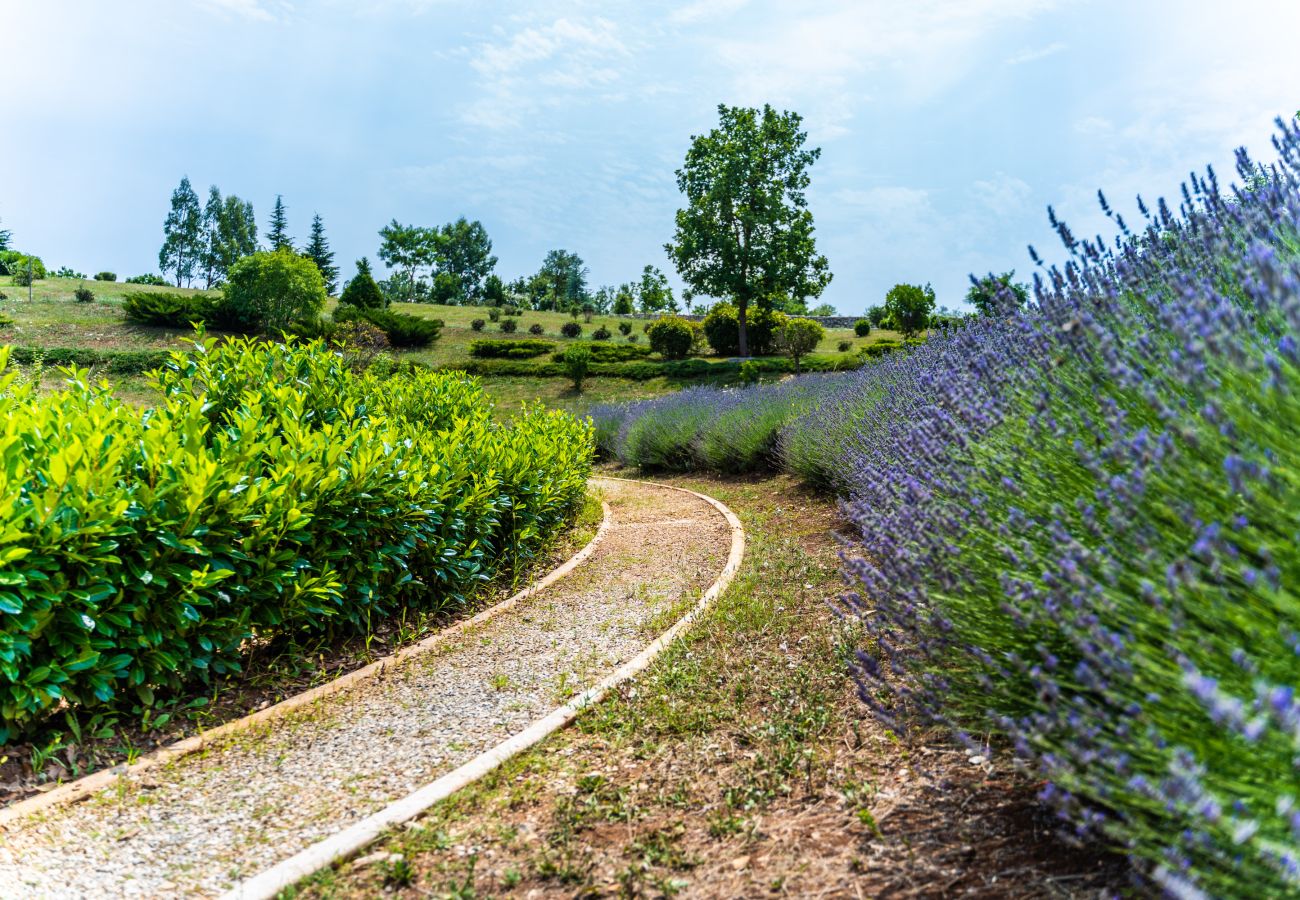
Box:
<box><xmin>0</xmin><ymin>478</ymin><xmax>735</xmax><ymax>899</ymax></box>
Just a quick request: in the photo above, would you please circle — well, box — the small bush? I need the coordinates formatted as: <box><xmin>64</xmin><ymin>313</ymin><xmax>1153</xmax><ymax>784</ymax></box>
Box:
<box><xmin>470</xmin><ymin>339</ymin><xmax>557</xmax><ymax>360</ymax></box>
<box><xmin>854</xmin><ymin>318</ymin><xmax>871</xmax><ymax>337</ymax></box>
<box><xmin>548</xmin><ymin>343</ymin><xmax>649</xmax><ymax>364</ymax></box>
<box><xmin>563</xmin><ymin>344</ymin><xmax>592</xmax><ymax>391</ymax></box>
<box><xmin>339</xmin><ymin>264</ymin><xmax>385</xmax><ymax>310</ymax></box>
<box><xmin>3</xmin><ymin>253</ymin><xmax>47</xmax><ymax>285</ymax></box>
<box><xmin>335</xmin><ymin>305</ymin><xmax>441</xmax><ymax>348</ymax></box>
<box><xmin>223</xmin><ymin>249</ymin><xmax>328</xmax><ymax>333</ymax></box>
<box><xmin>775</xmin><ymin>318</ymin><xmax>826</xmax><ymax>372</ymax></box>
<box><xmin>592</xmin><ymin>325</ymin><xmax>611</xmax><ymax>341</ymax></box>
<box><xmin>627</xmin><ymin>333</ymin><xmax>640</xmax><ymax>343</ymax></box>
<box><xmin>504</xmin><ymin>305</ymin><xmax>521</xmax><ymax>317</ymax></box>
<box><xmin>560</xmin><ymin>321</ymin><xmax>582</xmax><ymax>338</ymax></box>
<box><xmin>529</xmin><ymin>323</ymin><xmax>545</xmax><ymax>335</ymax></box>
<box><xmin>500</xmin><ymin>318</ymin><xmax>518</xmax><ymax>333</ymax></box>
<box><xmin>838</xmin><ymin>340</ymin><xmax>852</xmax><ymax>352</ymax></box>
<box><xmin>739</xmin><ymin>360</ymin><xmax>761</xmax><ymax>384</ymax></box>
<box><xmin>122</xmin><ymin>291</ymin><xmax>216</xmax><ymax>327</ymax></box>
<box><xmin>74</xmin><ymin>283</ymin><xmax>95</xmax><ymax>304</ymax></box>
<box><xmin>488</xmin><ymin>307</ymin><xmax>501</xmax><ymax>322</ymax></box>
<box><xmin>125</xmin><ymin>273</ymin><xmax>168</xmax><ymax>286</ymax></box>
<box><xmin>0</xmin><ymin>312</ymin><xmax>11</xmax><ymax>329</ymax></box>
<box><xmin>470</xmin><ymin>318</ymin><xmax>486</xmax><ymax>331</ymax></box>
<box><xmin>94</xmin><ymin>271</ymin><xmax>117</xmax><ymax>282</ymax></box>
<box><xmin>647</xmin><ymin>316</ymin><xmax>695</xmax><ymax>360</ymax></box>
<box><xmin>618</xmin><ymin>322</ymin><xmax>632</xmax><ymax>336</ymax></box>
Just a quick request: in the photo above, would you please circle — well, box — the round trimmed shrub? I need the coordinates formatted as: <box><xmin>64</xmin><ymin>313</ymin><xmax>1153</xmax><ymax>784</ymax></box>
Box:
<box><xmin>499</xmin><ymin>317</ymin><xmax>518</xmax><ymax>333</ymax></box>
<box><xmin>854</xmin><ymin>318</ymin><xmax>871</xmax><ymax>337</ymax></box>
<box><xmin>838</xmin><ymin>339</ymin><xmax>852</xmax><ymax>352</ymax></box>
<box><xmin>618</xmin><ymin>322</ymin><xmax>632</xmax><ymax>336</ymax></box>
<box><xmin>488</xmin><ymin>306</ymin><xmax>501</xmax><ymax>322</ymax></box>
<box><xmin>560</xmin><ymin>321</ymin><xmax>582</xmax><ymax>338</ymax></box>
<box><xmin>646</xmin><ymin>316</ymin><xmax>695</xmax><ymax>360</ymax></box>
<box><xmin>529</xmin><ymin>323</ymin><xmax>545</xmax><ymax>335</ymax></box>
<box><xmin>470</xmin><ymin>318</ymin><xmax>486</xmax><ymax>331</ymax></box>
<box><xmin>592</xmin><ymin>325</ymin><xmax>611</xmax><ymax>341</ymax></box>
<box><xmin>627</xmin><ymin>333</ymin><xmax>639</xmax><ymax>343</ymax></box>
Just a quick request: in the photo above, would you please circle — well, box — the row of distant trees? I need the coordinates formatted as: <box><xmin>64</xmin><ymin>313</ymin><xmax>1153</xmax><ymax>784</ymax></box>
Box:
<box><xmin>158</xmin><ymin>178</ymin><xmax>338</xmax><ymax>293</ymax></box>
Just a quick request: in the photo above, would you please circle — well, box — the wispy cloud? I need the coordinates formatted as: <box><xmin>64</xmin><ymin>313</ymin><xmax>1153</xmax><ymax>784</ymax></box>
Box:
<box><xmin>668</xmin><ymin>0</ymin><xmax>752</xmax><ymax>25</ymax></box>
<box><xmin>1005</xmin><ymin>41</ymin><xmax>1065</xmax><ymax>65</ymax></box>
<box><xmin>463</xmin><ymin>17</ymin><xmax>632</xmax><ymax>130</ymax></box>
<box><xmin>199</xmin><ymin>0</ymin><xmax>277</xmax><ymax>22</ymax></box>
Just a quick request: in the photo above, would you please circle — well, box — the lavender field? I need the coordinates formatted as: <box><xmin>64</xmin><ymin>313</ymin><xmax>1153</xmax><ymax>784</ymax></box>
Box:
<box><xmin>593</xmin><ymin>120</ymin><xmax>1300</xmax><ymax>895</ymax></box>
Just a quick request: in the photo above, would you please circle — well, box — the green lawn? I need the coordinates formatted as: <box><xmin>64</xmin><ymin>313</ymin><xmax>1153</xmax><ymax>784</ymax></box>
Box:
<box><xmin>0</xmin><ymin>276</ymin><xmax>900</xmax><ymax>414</ymax></box>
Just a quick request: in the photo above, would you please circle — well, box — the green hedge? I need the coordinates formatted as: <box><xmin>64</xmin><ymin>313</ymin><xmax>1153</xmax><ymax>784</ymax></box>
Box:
<box><xmin>548</xmin><ymin>343</ymin><xmax>651</xmax><ymax>363</ymax></box>
<box><xmin>445</xmin><ymin>351</ymin><xmax>867</xmax><ymax>381</ymax></box>
<box><xmin>335</xmin><ymin>305</ymin><xmax>441</xmax><ymax>348</ymax></box>
<box><xmin>469</xmin><ymin>339</ymin><xmax>557</xmax><ymax>359</ymax></box>
<box><xmin>7</xmin><ymin>346</ymin><xmax>170</xmax><ymax>374</ymax></box>
<box><xmin>121</xmin><ymin>291</ymin><xmax>217</xmax><ymax>327</ymax></box>
<box><xmin>0</xmin><ymin>338</ymin><xmax>592</xmax><ymax>739</ymax></box>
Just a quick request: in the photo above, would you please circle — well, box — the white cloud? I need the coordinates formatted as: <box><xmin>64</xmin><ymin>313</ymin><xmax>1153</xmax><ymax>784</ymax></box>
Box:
<box><xmin>668</xmin><ymin>0</ymin><xmax>753</xmax><ymax>25</ymax></box>
<box><xmin>199</xmin><ymin>0</ymin><xmax>277</xmax><ymax>22</ymax></box>
<box><xmin>1005</xmin><ymin>41</ymin><xmax>1065</xmax><ymax>65</ymax></box>
<box><xmin>970</xmin><ymin>173</ymin><xmax>1032</xmax><ymax>216</ymax></box>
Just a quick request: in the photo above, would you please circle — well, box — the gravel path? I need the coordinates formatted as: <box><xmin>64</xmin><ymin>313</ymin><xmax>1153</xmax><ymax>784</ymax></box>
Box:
<box><xmin>0</xmin><ymin>478</ymin><xmax>730</xmax><ymax>899</ymax></box>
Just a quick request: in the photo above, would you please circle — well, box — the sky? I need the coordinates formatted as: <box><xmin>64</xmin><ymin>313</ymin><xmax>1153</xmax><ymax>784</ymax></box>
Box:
<box><xmin>6</xmin><ymin>0</ymin><xmax>1300</xmax><ymax>313</ymax></box>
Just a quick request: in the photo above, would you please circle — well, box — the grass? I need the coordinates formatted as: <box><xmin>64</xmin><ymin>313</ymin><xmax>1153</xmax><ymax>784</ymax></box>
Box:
<box><xmin>290</xmin><ymin>473</ymin><xmax>1125</xmax><ymax>899</ymax></box>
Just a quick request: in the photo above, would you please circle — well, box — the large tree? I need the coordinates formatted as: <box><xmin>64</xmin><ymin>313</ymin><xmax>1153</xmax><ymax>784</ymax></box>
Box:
<box><xmin>377</xmin><ymin>220</ymin><xmax>434</xmax><ymax>303</ymax></box>
<box><xmin>198</xmin><ymin>189</ymin><xmax>257</xmax><ymax>289</ymax></box>
<box><xmin>884</xmin><ymin>282</ymin><xmax>936</xmax><ymax>338</ymax></box>
<box><xmin>535</xmin><ymin>249</ymin><xmax>588</xmax><ymax>311</ymax></box>
<box><xmin>266</xmin><ymin>195</ymin><xmax>292</xmax><ymax>252</ymax></box>
<box><xmin>637</xmin><ymin>264</ymin><xmax>677</xmax><ymax>313</ymax></box>
<box><xmin>305</xmin><ymin>213</ymin><xmax>339</xmax><ymax>294</ymax></box>
<box><xmin>966</xmin><ymin>271</ymin><xmax>1029</xmax><ymax>316</ymax></box>
<box><xmin>666</xmin><ymin>104</ymin><xmax>831</xmax><ymax>356</ymax></box>
<box><xmin>199</xmin><ymin>186</ymin><xmax>224</xmax><ymax>289</ymax></box>
<box><xmin>159</xmin><ymin>176</ymin><xmax>203</xmax><ymax>287</ymax></box>
<box><xmin>433</xmin><ymin>217</ymin><xmax>497</xmax><ymax>304</ymax></box>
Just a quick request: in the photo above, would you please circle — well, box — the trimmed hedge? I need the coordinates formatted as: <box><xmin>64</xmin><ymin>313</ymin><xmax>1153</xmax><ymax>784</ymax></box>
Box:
<box><xmin>470</xmin><ymin>339</ymin><xmax>557</xmax><ymax>359</ymax></box>
<box><xmin>547</xmin><ymin>343</ymin><xmax>650</xmax><ymax>364</ymax></box>
<box><xmin>6</xmin><ymin>346</ymin><xmax>169</xmax><ymax>374</ymax></box>
<box><xmin>0</xmin><ymin>338</ymin><xmax>592</xmax><ymax>739</ymax></box>
<box><xmin>447</xmin><ymin>351</ymin><xmax>866</xmax><ymax>381</ymax></box>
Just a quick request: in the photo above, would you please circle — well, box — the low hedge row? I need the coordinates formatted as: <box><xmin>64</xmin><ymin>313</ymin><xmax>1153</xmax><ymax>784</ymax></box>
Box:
<box><xmin>469</xmin><ymin>338</ymin><xmax>557</xmax><ymax>359</ymax></box>
<box><xmin>7</xmin><ymin>346</ymin><xmax>170</xmax><ymax>374</ymax></box>
<box><xmin>548</xmin><ymin>343</ymin><xmax>651</xmax><ymax>363</ymax></box>
<box><xmin>445</xmin><ymin>351</ymin><xmax>873</xmax><ymax>381</ymax></box>
<box><xmin>0</xmin><ymin>337</ymin><xmax>592</xmax><ymax>739</ymax></box>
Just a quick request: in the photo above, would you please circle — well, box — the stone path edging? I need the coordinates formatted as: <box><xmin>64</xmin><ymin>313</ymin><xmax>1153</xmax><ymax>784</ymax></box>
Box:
<box><xmin>221</xmin><ymin>478</ymin><xmax>745</xmax><ymax>900</ymax></box>
<box><xmin>0</xmin><ymin>499</ymin><xmax>615</xmax><ymax>831</ymax></box>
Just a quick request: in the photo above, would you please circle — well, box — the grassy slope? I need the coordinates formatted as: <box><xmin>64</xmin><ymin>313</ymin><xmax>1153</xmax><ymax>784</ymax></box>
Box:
<box><xmin>1</xmin><ymin>276</ymin><xmax>902</xmax><ymax>413</ymax></box>
<box><xmin>293</xmin><ymin>473</ymin><xmax>1124</xmax><ymax>898</ymax></box>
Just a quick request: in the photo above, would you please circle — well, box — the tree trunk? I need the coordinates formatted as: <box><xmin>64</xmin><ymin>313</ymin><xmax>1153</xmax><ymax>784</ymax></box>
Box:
<box><xmin>737</xmin><ymin>298</ymin><xmax>749</xmax><ymax>358</ymax></box>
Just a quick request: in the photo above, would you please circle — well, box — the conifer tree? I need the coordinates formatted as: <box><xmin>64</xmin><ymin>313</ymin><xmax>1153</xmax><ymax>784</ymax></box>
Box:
<box><xmin>267</xmin><ymin>195</ymin><xmax>292</xmax><ymax>251</ymax></box>
<box><xmin>339</xmin><ymin>257</ymin><xmax>385</xmax><ymax>309</ymax></box>
<box><xmin>304</xmin><ymin>213</ymin><xmax>339</xmax><ymax>294</ymax></box>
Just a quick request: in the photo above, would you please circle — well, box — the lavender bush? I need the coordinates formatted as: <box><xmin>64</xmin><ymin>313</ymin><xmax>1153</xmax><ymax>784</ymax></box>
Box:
<box><xmin>594</xmin><ymin>118</ymin><xmax>1300</xmax><ymax>894</ymax></box>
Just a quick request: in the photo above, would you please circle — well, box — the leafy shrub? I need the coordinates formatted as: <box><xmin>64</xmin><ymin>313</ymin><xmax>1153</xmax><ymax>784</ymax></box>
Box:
<box><xmin>339</xmin><ymin>263</ymin><xmax>385</xmax><ymax>310</ymax></box>
<box><xmin>562</xmin><ymin>344</ymin><xmax>591</xmax><ymax>390</ymax></box>
<box><xmin>331</xmin><ymin>320</ymin><xmax>390</xmax><ymax>369</ymax></box>
<box><xmin>124</xmin><ymin>273</ymin><xmax>168</xmax><ymax>286</ymax></box>
<box><xmin>854</xmin><ymin>318</ymin><xmax>871</xmax><ymax>337</ymax></box>
<box><xmin>701</xmin><ymin>303</ymin><xmax>787</xmax><ymax>356</ymax></box>
<box><xmin>122</xmin><ymin>291</ymin><xmax>216</xmax><ymax>327</ymax></box>
<box><xmin>618</xmin><ymin>322</ymin><xmax>632</xmax><ymax>336</ymax></box>
<box><xmin>592</xmin><ymin>325</ymin><xmax>611</xmax><ymax>341</ymax></box>
<box><xmin>499</xmin><ymin>318</ymin><xmax>518</xmax><ymax>333</ymax></box>
<box><xmin>627</xmin><ymin>333</ymin><xmax>639</xmax><ymax>343</ymax></box>
<box><xmin>838</xmin><ymin>340</ymin><xmax>852</xmax><ymax>352</ymax></box>
<box><xmin>529</xmin><ymin>323</ymin><xmax>545</xmax><ymax>335</ymax></box>
<box><xmin>862</xmin><ymin>339</ymin><xmax>900</xmax><ymax>358</ymax></box>
<box><xmin>73</xmin><ymin>284</ymin><xmax>95</xmax><ymax>304</ymax></box>
<box><xmin>504</xmin><ymin>305</ymin><xmax>521</xmax><ymax>316</ymax></box>
<box><xmin>739</xmin><ymin>360</ymin><xmax>761</xmax><ymax>384</ymax></box>
<box><xmin>560</xmin><ymin>321</ymin><xmax>582</xmax><ymax>338</ymax></box>
<box><xmin>0</xmin><ymin>312</ymin><xmax>11</xmax><ymax>329</ymax></box>
<box><xmin>5</xmin><ymin>346</ymin><xmax>170</xmax><ymax>375</ymax></box>
<box><xmin>470</xmin><ymin>318</ymin><xmax>486</xmax><ymax>331</ymax></box>
<box><xmin>646</xmin><ymin>316</ymin><xmax>695</xmax><ymax>360</ymax></box>
<box><xmin>2</xmin><ymin>253</ymin><xmax>46</xmax><ymax>284</ymax></box>
<box><xmin>774</xmin><ymin>318</ymin><xmax>825</xmax><ymax>372</ymax></box>
<box><xmin>93</xmin><ymin>272</ymin><xmax>117</xmax><ymax>282</ymax></box>
<box><xmin>0</xmin><ymin>338</ymin><xmax>592</xmax><ymax>739</ymax></box>
<box><xmin>470</xmin><ymin>339</ymin><xmax>556</xmax><ymax>359</ymax></box>
<box><xmin>222</xmin><ymin>249</ymin><xmax>327</xmax><ymax>333</ymax></box>
<box><xmin>548</xmin><ymin>343</ymin><xmax>649</xmax><ymax>364</ymax></box>
<box><xmin>335</xmin><ymin>305</ymin><xmax>441</xmax><ymax>348</ymax></box>
<box><xmin>488</xmin><ymin>307</ymin><xmax>501</xmax><ymax>322</ymax></box>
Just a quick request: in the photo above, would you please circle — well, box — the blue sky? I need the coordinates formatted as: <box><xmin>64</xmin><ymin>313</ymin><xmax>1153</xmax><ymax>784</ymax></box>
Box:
<box><xmin>7</xmin><ymin>0</ymin><xmax>1299</xmax><ymax>312</ymax></box>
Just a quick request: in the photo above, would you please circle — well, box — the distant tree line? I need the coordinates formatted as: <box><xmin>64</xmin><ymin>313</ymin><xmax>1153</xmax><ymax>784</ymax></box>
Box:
<box><xmin>157</xmin><ymin>178</ymin><xmax>337</xmax><ymax>294</ymax></box>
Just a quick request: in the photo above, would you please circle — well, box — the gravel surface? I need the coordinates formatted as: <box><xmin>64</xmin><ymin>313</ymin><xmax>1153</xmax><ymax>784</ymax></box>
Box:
<box><xmin>0</xmin><ymin>478</ymin><xmax>730</xmax><ymax>899</ymax></box>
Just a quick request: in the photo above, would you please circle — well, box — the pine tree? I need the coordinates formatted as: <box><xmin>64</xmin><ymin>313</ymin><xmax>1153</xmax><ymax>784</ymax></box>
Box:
<box><xmin>339</xmin><ymin>257</ymin><xmax>385</xmax><ymax>309</ymax></box>
<box><xmin>159</xmin><ymin>176</ymin><xmax>203</xmax><ymax>287</ymax></box>
<box><xmin>267</xmin><ymin>195</ymin><xmax>291</xmax><ymax>251</ymax></box>
<box><xmin>304</xmin><ymin>213</ymin><xmax>339</xmax><ymax>294</ymax></box>
<box><xmin>0</xmin><ymin>215</ymin><xmax>11</xmax><ymax>252</ymax></box>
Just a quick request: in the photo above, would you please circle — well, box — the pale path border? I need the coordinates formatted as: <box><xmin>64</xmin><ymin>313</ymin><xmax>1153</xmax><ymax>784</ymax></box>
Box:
<box><xmin>222</xmin><ymin>478</ymin><xmax>745</xmax><ymax>900</ymax></box>
<box><xmin>0</xmin><ymin>499</ymin><xmax>615</xmax><ymax>830</ymax></box>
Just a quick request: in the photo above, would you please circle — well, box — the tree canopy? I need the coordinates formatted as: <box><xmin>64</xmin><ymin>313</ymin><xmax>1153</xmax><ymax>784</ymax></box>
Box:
<box><xmin>884</xmin><ymin>282</ymin><xmax>936</xmax><ymax>338</ymax></box>
<box><xmin>223</xmin><ymin>248</ymin><xmax>326</xmax><ymax>332</ymax></box>
<box><xmin>666</xmin><ymin>103</ymin><xmax>831</xmax><ymax>355</ymax></box>
<box><xmin>159</xmin><ymin>176</ymin><xmax>203</xmax><ymax>287</ymax></box>
<box><xmin>266</xmin><ymin>195</ymin><xmax>292</xmax><ymax>252</ymax></box>
<box><xmin>966</xmin><ymin>271</ymin><xmax>1030</xmax><ymax>316</ymax></box>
